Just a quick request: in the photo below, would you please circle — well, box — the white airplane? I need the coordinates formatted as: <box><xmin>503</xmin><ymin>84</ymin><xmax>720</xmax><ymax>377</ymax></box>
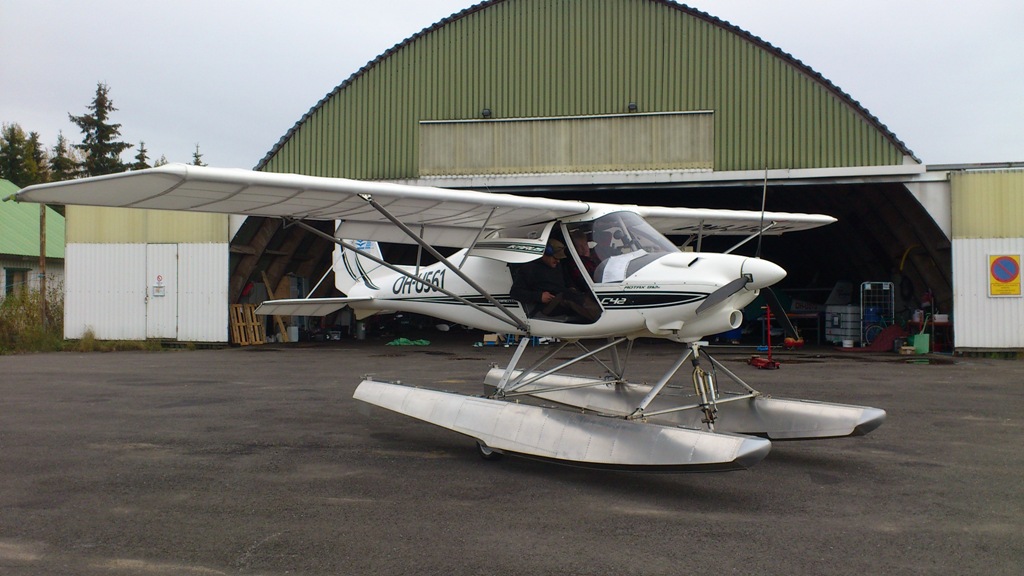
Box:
<box><xmin>11</xmin><ymin>164</ymin><xmax>885</xmax><ymax>471</ymax></box>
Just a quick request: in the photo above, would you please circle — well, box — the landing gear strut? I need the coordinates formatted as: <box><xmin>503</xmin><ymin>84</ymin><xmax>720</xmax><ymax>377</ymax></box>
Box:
<box><xmin>691</xmin><ymin>345</ymin><xmax>719</xmax><ymax>428</ymax></box>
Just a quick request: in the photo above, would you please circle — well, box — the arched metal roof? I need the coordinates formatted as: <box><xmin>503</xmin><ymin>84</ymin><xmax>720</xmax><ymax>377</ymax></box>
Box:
<box><xmin>256</xmin><ymin>0</ymin><xmax>917</xmax><ymax>177</ymax></box>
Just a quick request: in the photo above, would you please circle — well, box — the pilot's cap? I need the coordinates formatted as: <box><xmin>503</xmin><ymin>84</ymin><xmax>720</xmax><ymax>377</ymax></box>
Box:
<box><xmin>545</xmin><ymin>239</ymin><xmax>567</xmax><ymax>259</ymax></box>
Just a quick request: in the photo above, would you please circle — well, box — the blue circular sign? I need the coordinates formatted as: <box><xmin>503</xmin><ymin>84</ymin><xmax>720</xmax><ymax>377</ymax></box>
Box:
<box><xmin>991</xmin><ymin>256</ymin><xmax>1020</xmax><ymax>283</ymax></box>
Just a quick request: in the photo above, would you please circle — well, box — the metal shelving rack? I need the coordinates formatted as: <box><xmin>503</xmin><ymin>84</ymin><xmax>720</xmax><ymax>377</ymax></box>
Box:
<box><xmin>860</xmin><ymin>282</ymin><xmax>894</xmax><ymax>346</ymax></box>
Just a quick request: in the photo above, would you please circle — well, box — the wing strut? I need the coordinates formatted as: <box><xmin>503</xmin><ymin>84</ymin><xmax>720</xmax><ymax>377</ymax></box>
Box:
<box><xmin>459</xmin><ymin>207</ymin><xmax>496</xmax><ymax>269</ymax></box>
<box><xmin>723</xmin><ymin>221</ymin><xmax>777</xmax><ymax>254</ymax></box>
<box><xmin>359</xmin><ymin>195</ymin><xmax>528</xmax><ymax>331</ymax></box>
<box><xmin>284</xmin><ymin>218</ymin><xmax>528</xmax><ymax>332</ymax></box>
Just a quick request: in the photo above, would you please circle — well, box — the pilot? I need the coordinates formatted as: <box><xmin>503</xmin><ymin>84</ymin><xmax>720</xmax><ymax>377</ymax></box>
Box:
<box><xmin>570</xmin><ymin>231</ymin><xmax>599</xmax><ymax>282</ymax></box>
<box><xmin>511</xmin><ymin>239</ymin><xmax>599</xmax><ymax>321</ymax></box>
<box><xmin>592</xmin><ymin>225</ymin><xmax>618</xmax><ymax>262</ymax></box>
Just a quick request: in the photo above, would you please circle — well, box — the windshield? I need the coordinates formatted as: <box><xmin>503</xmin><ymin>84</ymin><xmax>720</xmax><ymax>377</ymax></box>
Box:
<box><xmin>567</xmin><ymin>212</ymin><xmax>680</xmax><ymax>283</ymax></box>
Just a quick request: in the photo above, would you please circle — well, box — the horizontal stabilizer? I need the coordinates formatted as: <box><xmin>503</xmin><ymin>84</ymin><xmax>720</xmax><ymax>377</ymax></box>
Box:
<box><xmin>254</xmin><ymin>297</ymin><xmax>371</xmax><ymax>316</ymax></box>
<box><xmin>354</xmin><ymin>379</ymin><xmax>771</xmax><ymax>471</ymax></box>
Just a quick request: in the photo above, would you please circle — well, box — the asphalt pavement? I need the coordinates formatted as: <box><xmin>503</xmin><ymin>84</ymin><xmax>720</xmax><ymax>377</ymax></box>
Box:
<box><xmin>2</xmin><ymin>336</ymin><xmax>1022</xmax><ymax>575</ymax></box>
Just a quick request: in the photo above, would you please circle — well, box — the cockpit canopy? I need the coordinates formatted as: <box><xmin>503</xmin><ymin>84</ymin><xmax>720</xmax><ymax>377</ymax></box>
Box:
<box><xmin>567</xmin><ymin>211</ymin><xmax>680</xmax><ymax>283</ymax></box>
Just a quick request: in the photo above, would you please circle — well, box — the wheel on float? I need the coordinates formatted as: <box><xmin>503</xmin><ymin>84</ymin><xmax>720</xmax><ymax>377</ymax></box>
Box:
<box><xmin>476</xmin><ymin>441</ymin><xmax>504</xmax><ymax>461</ymax></box>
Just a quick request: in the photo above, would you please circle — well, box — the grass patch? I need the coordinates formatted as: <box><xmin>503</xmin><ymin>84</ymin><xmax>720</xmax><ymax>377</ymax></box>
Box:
<box><xmin>68</xmin><ymin>330</ymin><xmax>165</xmax><ymax>352</ymax></box>
<box><xmin>0</xmin><ymin>283</ymin><xmax>64</xmax><ymax>354</ymax></box>
<box><xmin>0</xmin><ymin>284</ymin><xmax>166</xmax><ymax>354</ymax></box>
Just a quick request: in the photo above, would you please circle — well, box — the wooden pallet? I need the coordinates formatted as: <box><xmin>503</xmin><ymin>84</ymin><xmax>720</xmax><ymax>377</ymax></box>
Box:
<box><xmin>230</xmin><ymin>304</ymin><xmax>266</xmax><ymax>346</ymax></box>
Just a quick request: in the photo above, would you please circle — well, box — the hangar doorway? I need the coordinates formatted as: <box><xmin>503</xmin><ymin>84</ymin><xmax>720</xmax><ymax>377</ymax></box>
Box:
<box><xmin>474</xmin><ymin>176</ymin><xmax>953</xmax><ymax>319</ymax></box>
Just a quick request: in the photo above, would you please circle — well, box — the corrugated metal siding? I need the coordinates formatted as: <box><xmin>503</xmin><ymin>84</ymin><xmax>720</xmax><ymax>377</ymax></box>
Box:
<box><xmin>64</xmin><ymin>242</ymin><xmax>229</xmax><ymax>342</ymax></box>
<box><xmin>64</xmin><ymin>243</ymin><xmax>148</xmax><ymax>340</ymax></box>
<box><xmin>261</xmin><ymin>0</ymin><xmax>906</xmax><ymax>179</ymax></box>
<box><xmin>420</xmin><ymin>112</ymin><xmax>713</xmax><ymax>175</ymax></box>
<box><xmin>949</xmin><ymin>170</ymin><xmax>1024</xmax><ymax>350</ymax></box>
<box><xmin>67</xmin><ymin>206</ymin><xmax>229</xmax><ymax>244</ymax></box>
<box><xmin>952</xmin><ymin>237</ymin><xmax>1024</xmax><ymax>349</ymax></box>
<box><xmin>0</xmin><ymin>259</ymin><xmax>63</xmax><ymax>293</ymax></box>
<box><xmin>177</xmin><ymin>243</ymin><xmax>229</xmax><ymax>342</ymax></box>
<box><xmin>951</xmin><ymin>170</ymin><xmax>1024</xmax><ymax>239</ymax></box>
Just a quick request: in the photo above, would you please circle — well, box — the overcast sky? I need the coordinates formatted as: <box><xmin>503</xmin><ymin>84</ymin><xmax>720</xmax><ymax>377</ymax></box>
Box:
<box><xmin>3</xmin><ymin>0</ymin><xmax>1022</xmax><ymax>169</ymax></box>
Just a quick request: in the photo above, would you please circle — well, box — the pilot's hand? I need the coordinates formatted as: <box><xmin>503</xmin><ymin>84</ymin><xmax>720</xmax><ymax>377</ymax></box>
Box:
<box><xmin>541</xmin><ymin>291</ymin><xmax>556</xmax><ymax>304</ymax></box>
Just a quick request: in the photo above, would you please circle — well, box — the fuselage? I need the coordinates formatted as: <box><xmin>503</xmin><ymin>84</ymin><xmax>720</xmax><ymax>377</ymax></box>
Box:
<box><xmin>344</xmin><ymin>249</ymin><xmax>785</xmax><ymax>342</ymax></box>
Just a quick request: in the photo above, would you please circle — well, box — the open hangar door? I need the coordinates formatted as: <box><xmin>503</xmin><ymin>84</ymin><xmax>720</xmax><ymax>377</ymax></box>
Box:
<box><xmin>226</xmin><ymin>179</ymin><xmax>951</xmax><ymax>345</ymax></box>
<box><xmin>522</xmin><ymin>180</ymin><xmax>953</xmax><ymax>323</ymax></box>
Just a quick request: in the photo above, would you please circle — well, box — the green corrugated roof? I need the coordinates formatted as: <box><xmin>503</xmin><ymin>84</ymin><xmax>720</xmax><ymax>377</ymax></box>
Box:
<box><xmin>0</xmin><ymin>179</ymin><xmax>65</xmax><ymax>259</ymax></box>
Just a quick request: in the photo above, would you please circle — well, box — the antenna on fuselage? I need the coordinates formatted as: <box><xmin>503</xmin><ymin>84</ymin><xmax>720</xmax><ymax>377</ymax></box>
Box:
<box><xmin>751</xmin><ymin>164</ymin><xmax>803</xmax><ymax>346</ymax></box>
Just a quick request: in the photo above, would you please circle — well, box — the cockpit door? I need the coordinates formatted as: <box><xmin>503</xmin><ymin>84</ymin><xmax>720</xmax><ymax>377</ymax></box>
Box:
<box><xmin>470</xmin><ymin>221</ymin><xmax>557</xmax><ymax>264</ymax></box>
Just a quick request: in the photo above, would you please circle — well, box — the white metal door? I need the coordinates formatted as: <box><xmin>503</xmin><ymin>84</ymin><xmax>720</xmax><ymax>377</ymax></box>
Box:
<box><xmin>64</xmin><ymin>243</ymin><xmax>148</xmax><ymax>340</ymax></box>
<box><xmin>146</xmin><ymin>244</ymin><xmax>178</xmax><ymax>339</ymax></box>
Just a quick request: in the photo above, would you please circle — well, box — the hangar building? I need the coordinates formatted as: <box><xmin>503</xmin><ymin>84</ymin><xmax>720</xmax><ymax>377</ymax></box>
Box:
<box><xmin>68</xmin><ymin>0</ymin><xmax>1024</xmax><ymax>351</ymax></box>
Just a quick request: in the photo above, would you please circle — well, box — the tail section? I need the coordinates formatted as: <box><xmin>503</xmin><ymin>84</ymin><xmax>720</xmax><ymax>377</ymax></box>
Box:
<box><xmin>335</xmin><ymin>239</ymin><xmax>388</xmax><ymax>295</ymax></box>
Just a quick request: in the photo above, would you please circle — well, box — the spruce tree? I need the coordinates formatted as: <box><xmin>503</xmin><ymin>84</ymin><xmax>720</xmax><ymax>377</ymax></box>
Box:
<box><xmin>27</xmin><ymin>131</ymin><xmax>51</xmax><ymax>184</ymax></box>
<box><xmin>69</xmin><ymin>82</ymin><xmax>133</xmax><ymax>176</ymax></box>
<box><xmin>191</xmin><ymin>143</ymin><xmax>205</xmax><ymax>166</ymax></box>
<box><xmin>0</xmin><ymin>123</ymin><xmax>32</xmax><ymax>187</ymax></box>
<box><xmin>50</xmin><ymin>132</ymin><xmax>79</xmax><ymax>182</ymax></box>
<box><xmin>131</xmin><ymin>141</ymin><xmax>151</xmax><ymax>170</ymax></box>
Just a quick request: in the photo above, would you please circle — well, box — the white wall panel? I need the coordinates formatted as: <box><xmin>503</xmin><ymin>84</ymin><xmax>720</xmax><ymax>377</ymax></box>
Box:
<box><xmin>64</xmin><ymin>243</ymin><xmax>147</xmax><ymax>340</ymax></box>
<box><xmin>177</xmin><ymin>243</ymin><xmax>229</xmax><ymax>342</ymax></box>
<box><xmin>65</xmin><ymin>243</ymin><xmax>229</xmax><ymax>342</ymax></box>
<box><xmin>952</xmin><ymin>237</ymin><xmax>1024</xmax><ymax>350</ymax></box>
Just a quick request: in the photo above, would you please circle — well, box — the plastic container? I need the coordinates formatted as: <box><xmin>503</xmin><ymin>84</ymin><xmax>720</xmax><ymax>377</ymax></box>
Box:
<box><xmin>912</xmin><ymin>333</ymin><xmax>930</xmax><ymax>354</ymax></box>
<box><xmin>862</xmin><ymin>307</ymin><xmax>881</xmax><ymax>324</ymax></box>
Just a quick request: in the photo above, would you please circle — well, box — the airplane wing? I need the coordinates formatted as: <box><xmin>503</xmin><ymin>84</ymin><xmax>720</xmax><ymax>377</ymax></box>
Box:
<box><xmin>11</xmin><ymin>164</ymin><xmax>834</xmax><ymax>243</ymax></box>
<box><xmin>633</xmin><ymin>205</ymin><xmax>836</xmax><ymax>236</ymax></box>
<box><xmin>10</xmin><ymin>164</ymin><xmax>590</xmax><ymax>245</ymax></box>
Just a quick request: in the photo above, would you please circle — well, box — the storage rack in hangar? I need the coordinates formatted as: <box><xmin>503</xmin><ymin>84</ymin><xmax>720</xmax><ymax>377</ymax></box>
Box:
<box><xmin>860</xmin><ymin>282</ymin><xmax>895</xmax><ymax>345</ymax></box>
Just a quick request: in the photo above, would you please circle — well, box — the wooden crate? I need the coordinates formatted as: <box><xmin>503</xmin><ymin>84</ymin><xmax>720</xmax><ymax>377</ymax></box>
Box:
<box><xmin>230</xmin><ymin>304</ymin><xmax>266</xmax><ymax>346</ymax></box>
